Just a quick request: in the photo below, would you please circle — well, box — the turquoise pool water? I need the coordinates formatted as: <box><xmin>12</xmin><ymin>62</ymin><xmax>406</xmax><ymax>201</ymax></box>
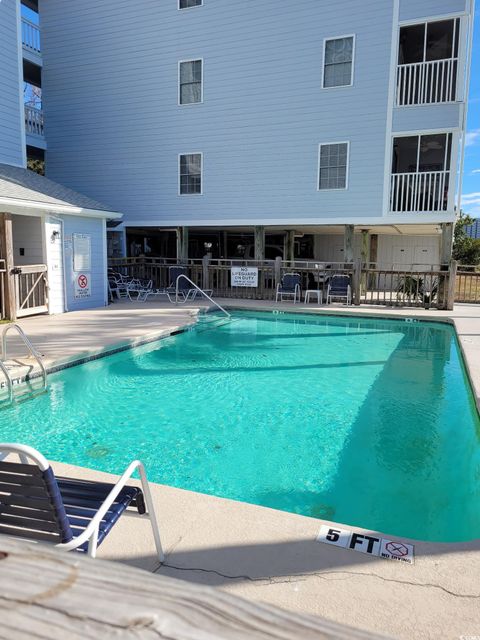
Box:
<box><xmin>2</xmin><ymin>311</ymin><xmax>480</xmax><ymax>542</ymax></box>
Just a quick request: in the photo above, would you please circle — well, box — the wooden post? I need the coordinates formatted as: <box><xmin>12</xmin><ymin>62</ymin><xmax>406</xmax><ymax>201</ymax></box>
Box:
<box><xmin>353</xmin><ymin>258</ymin><xmax>362</xmax><ymax>306</ymax></box>
<box><xmin>254</xmin><ymin>226</ymin><xmax>265</xmax><ymax>262</ymax></box>
<box><xmin>285</xmin><ymin>230</ymin><xmax>295</xmax><ymax>265</ymax></box>
<box><xmin>446</xmin><ymin>258</ymin><xmax>458</xmax><ymax>310</ymax></box>
<box><xmin>176</xmin><ymin>227</ymin><xmax>189</xmax><ymax>263</ymax></box>
<box><xmin>360</xmin><ymin>230</ymin><xmax>369</xmax><ymax>295</ymax></box>
<box><xmin>202</xmin><ymin>254</ymin><xmax>210</xmax><ymax>290</ymax></box>
<box><xmin>274</xmin><ymin>255</ymin><xmax>282</xmax><ymax>290</ymax></box>
<box><xmin>440</xmin><ymin>222</ymin><xmax>454</xmax><ymax>266</ymax></box>
<box><xmin>0</xmin><ymin>213</ymin><xmax>16</xmax><ymax>321</ymax></box>
<box><xmin>344</xmin><ymin>225</ymin><xmax>354</xmax><ymax>264</ymax></box>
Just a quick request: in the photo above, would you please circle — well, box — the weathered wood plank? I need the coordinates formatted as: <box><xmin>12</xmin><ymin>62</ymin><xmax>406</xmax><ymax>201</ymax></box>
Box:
<box><xmin>0</xmin><ymin>537</ymin><xmax>386</xmax><ymax>640</ymax></box>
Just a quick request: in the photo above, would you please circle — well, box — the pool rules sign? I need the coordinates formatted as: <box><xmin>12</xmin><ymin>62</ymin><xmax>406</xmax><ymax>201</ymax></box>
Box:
<box><xmin>317</xmin><ymin>525</ymin><xmax>414</xmax><ymax>564</ymax></box>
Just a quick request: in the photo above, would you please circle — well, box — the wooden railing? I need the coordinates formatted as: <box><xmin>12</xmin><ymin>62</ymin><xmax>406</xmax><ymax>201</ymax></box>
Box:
<box><xmin>361</xmin><ymin>264</ymin><xmax>449</xmax><ymax>309</ymax></box>
<box><xmin>396</xmin><ymin>58</ymin><xmax>458</xmax><ymax>106</ymax></box>
<box><xmin>21</xmin><ymin>17</ymin><xmax>41</xmax><ymax>55</ymax></box>
<box><xmin>455</xmin><ymin>265</ymin><xmax>480</xmax><ymax>303</ymax></box>
<box><xmin>109</xmin><ymin>257</ymin><xmax>459</xmax><ymax>309</ymax></box>
<box><xmin>24</xmin><ymin>106</ymin><xmax>44</xmax><ymax>137</ymax></box>
<box><xmin>0</xmin><ymin>260</ymin><xmax>6</xmax><ymax>321</ymax></box>
<box><xmin>390</xmin><ymin>171</ymin><xmax>450</xmax><ymax>213</ymax></box>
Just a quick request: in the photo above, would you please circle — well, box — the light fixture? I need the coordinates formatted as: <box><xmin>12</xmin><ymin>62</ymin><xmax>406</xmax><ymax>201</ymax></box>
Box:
<box><xmin>51</xmin><ymin>230</ymin><xmax>60</xmax><ymax>242</ymax></box>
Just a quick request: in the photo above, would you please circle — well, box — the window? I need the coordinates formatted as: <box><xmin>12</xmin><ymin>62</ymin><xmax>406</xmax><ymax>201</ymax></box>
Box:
<box><xmin>179</xmin><ymin>0</ymin><xmax>202</xmax><ymax>9</ymax></box>
<box><xmin>398</xmin><ymin>19</ymin><xmax>460</xmax><ymax>65</ymax></box>
<box><xmin>323</xmin><ymin>36</ymin><xmax>354</xmax><ymax>88</ymax></box>
<box><xmin>318</xmin><ymin>143</ymin><xmax>349</xmax><ymax>190</ymax></box>
<box><xmin>179</xmin><ymin>59</ymin><xmax>203</xmax><ymax>105</ymax></box>
<box><xmin>392</xmin><ymin>134</ymin><xmax>452</xmax><ymax>174</ymax></box>
<box><xmin>179</xmin><ymin>153</ymin><xmax>202</xmax><ymax>195</ymax></box>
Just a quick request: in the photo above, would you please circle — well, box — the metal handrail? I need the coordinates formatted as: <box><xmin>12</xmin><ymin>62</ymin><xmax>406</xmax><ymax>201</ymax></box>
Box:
<box><xmin>0</xmin><ymin>360</ymin><xmax>13</xmax><ymax>405</ymax></box>
<box><xmin>1</xmin><ymin>324</ymin><xmax>48</xmax><ymax>397</ymax></box>
<box><xmin>175</xmin><ymin>274</ymin><xmax>231</xmax><ymax>318</ymax></box>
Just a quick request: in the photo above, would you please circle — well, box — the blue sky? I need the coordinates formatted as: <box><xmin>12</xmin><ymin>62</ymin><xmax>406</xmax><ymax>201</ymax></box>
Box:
<box><xmin>462</xmin><ymin>5</ymin><xmax>480</xmax><ymax>217</ymax></box>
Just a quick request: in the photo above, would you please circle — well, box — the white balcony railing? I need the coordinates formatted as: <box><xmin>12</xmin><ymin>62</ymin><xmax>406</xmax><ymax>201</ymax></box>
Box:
<box><xmin>396</xmin><ymin>58</ymin><xmax>458</xmax><ymax>106</ymax></box>
<box><xmin>21</xmin><ymin>18</ymin><xmax>41</xmax><ymax>55</ymax></box>
<box><xmin>390</xmin><ymin>171</ymin><xmax>450</xmax><ymax>213</ymax></box>
<box><xmin>24</xmin><ymin>106</ymin><xmax>44</xmax><ymax>138</ymax></box>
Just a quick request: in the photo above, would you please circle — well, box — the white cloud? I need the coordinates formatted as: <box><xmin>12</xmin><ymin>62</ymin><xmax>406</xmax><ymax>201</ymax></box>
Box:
<box><xmin>472</xmin><ymin>169</ymin><xmax>480</xmax><ymax>174</ymax></box>
<box><xmin>461</xmin><ymin>192</ymin><xmax>480</xmax><ymax>216</ymax></box>
<box><xmin>465</xmin><ymin>129</ymin><xmax>480</xmax><ymax>147</ymax></box>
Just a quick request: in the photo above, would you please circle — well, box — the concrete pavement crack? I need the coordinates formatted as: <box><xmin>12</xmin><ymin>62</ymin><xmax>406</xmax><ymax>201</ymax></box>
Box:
<box><xmin>160</xmin><ymin>564</ymin><xmax>480</xmax><ymax>599</ymax></box>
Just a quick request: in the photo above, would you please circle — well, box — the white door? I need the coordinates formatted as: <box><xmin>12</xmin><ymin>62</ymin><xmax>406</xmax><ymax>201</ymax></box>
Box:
<box><xmin>45</xmin><ymin>218</ymin><xmax>65</xmax><ymax>314</ymax></box>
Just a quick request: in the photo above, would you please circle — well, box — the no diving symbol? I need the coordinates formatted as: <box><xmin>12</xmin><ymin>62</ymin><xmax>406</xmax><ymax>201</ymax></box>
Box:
<box><xmin>385</xmin><ymin>541</ymin><xmax>408</xmax><ymax>557</ymax></box>
<box><xmin>78</xmin><ymin>274</ymin><xmax>88</xmax><ymax>289</ymax></box>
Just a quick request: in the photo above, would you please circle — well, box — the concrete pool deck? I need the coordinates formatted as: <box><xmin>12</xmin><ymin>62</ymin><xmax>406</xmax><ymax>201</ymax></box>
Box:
<box><xmin>3</xmin><ymin>299</ymin><xmax>480</xmax><ymax>638</ymax></box>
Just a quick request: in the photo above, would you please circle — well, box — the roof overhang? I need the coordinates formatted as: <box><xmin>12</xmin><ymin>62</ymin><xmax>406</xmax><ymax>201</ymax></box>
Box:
<box><xmin>0</xmin><ymin>197</ymin><xmax>123</xmax><ymax>220</ymax></box>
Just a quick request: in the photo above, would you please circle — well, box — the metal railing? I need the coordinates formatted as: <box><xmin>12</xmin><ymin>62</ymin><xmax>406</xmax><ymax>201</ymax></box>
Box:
<box><xmin>396</xmin><ymin>58</ymin><xmax>458</xmax><ymax>106</ymax></box>
<box><xmin>0</xmin><ymin>260</ymin><xmax>6</xmax><ymax>320</ymax></box>
<box><xmin>390</xmin><ymin>170</ymin><xmax>450</xmax><ymax>213</ymax></box>
<box><xmin>1</xmin><ymin>323</ymin><xmax>47</xmax><ymax>405</ymax></box>
<box><xmin>174</xmin><ymin>274</ymin><xmax>230</xmax><ymax>318</ymax></box>
<box><xmin>24</xmin><ymin>106</ymin><xmax>44</xmax><ymax>137</ymax></box>
<box><xmin>21</xmin><ymin>18</ymin><xmax>41</xmax><ymax>54</ymax></box>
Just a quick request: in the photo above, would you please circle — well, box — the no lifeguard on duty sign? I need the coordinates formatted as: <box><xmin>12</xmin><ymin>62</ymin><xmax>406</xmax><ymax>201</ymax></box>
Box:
<box><xmin>316</xmin><ymin>524</ymin><xmax>414</xmax><ymax>564</ymax></box>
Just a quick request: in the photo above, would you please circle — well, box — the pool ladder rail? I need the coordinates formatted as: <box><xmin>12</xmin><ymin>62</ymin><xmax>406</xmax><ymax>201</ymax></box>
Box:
<box><xmin>174</xmin><ymin>274</ymin><xmax>231</xmax><ymax>319</ymax></box>
<box><xmin>0</xmin><ymin>323</ymin><xmax>48</xmax><ymax>406</ymax></box>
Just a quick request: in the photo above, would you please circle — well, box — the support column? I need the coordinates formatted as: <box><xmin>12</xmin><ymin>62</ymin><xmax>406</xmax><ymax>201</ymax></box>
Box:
<box><xmin>343</xmin><ymin>225</ymin><xmax>354</xmax><ymax>264</ymax></box>
<box><xmin>285</xmin><ymin>230</ymin><xmax>295</xmax><ymax>265</ymax></box>
<box><xmin>254</xmin><ymin>226</ymin><xmax>265</xmax><ymax>261</ymax></box>
<box><xmin>440</xmin><ymin>222</ymin><xmax>454</xmax><ymax>265</ymax></box>
<box><xmin>360</xmin><ymin>229</ymin><xmax>369</xmax><ymax>297</ymax></box>
<box><xmin>176</xmin><ymin>227</ymin><xmax>189</xmax><ymax>262</ymax></box>
<box><xmin>0</xmin><ymin>213</ymin><xmax>16</xmax><ymax>320</ymax></box>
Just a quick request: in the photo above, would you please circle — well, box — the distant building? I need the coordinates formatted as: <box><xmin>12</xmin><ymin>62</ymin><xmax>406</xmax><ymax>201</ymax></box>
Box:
<box><xmin>465</xmin><ymin>219</ymin><xmax>480</xmax><ymax>239</ymax></box>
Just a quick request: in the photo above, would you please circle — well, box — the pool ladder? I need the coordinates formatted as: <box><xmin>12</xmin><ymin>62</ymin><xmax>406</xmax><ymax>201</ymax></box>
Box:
<box><xmin>174</xmin><ymin>274</ymin><xmax>231</xmax><ymax>319</ymax></box>
<box><xmin>0</xmin><ymin>323</ymin><xmax>48</xmax><ymax>406</ymax></box>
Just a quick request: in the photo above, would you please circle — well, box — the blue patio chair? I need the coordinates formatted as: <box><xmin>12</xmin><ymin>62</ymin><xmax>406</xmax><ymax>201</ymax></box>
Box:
<box><xmin>276</xmin><ymin>273</ymin><xmax>301</xmax><ymax>303</ymax></box>
<box><xmin>166</xmin><ymin>266</ymin><xmax>192</xmax><ymax>302</ymax></box>
<box><xmin>0</xmin><ymin>443</ymin><xmax>164</xmax><ymax>560</ymax></box>
<box><xmin>326</xmin><ymin>275</ymin><xmax>352</xmax><ymax>305</ymax></box>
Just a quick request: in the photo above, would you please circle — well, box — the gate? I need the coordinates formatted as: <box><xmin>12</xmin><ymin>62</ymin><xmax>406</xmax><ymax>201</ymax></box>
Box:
<box><xmin>14</xmin><ymin>264</ymin><xmax>49</xmax><ymax>318</ymax></box>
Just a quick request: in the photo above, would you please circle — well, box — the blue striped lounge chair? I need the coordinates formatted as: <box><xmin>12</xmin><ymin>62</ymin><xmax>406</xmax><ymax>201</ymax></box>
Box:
<box><xmin>276</xmin><ymin>273</ymin><xmax>301</xmax><ymax>303</ymax></box>
<box><xmin>326</xmin><ymin>275</ymin><xmax>352</xmax><ymax>305</ymax></box>
<box><xmin>0</xmin><ymin>443</ymin><xmax>164</xmax><ymax>559</ymax></box>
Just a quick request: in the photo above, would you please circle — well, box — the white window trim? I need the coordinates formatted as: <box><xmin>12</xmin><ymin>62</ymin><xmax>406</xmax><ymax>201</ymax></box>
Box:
<box><xmin>178</xmin><ymin>58</ymin><xmax>204</xmax><ymax>106</ymax></box>
<box><xmin>178</xmin><ymin>152</ymin><xmax>203</xmax><ymax>196</ymax></box>
<box><xmin>317</xmin><ymin>141</ymin><xmax>350</xmax><ymax>191</ymax></box>
<box><xmin>321</xmin><ymin>34</ymin><xmax>356</xmax><ymax>89</ymax></box>
<box><xmin>178</xmin><ymin>0</ymin><xmax>203</xmax><ymax>10</ymax></box>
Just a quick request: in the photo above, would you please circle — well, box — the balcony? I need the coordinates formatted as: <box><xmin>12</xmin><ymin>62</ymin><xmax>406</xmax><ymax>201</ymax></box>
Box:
<box><xmin>21</xmin><ymin>17</ymin><xmax>41</xmax><ymax>65</ymax></box>
<box><xmin>396</xmin><ymin>17</ymin><xmax>460</xmax><ymax>107</ymax></box>
<box><xmin>396</xmin><ymin>58</ymin><xmax>458</xmax><ymax>106</ymax></box>
<box><xmin>389</xmin><ymin>133</ymin><xmax>452</xmax><ymax>214</ymax></box>
<box><xmin>25</xmin><ymin>105</ymin><xmax>45</xmax><ymax>145</ymax></box>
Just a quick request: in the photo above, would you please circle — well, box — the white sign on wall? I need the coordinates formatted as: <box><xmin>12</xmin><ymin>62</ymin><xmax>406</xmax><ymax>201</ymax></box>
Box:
<box><xmin>74</xmin><ymin>273</ymin><xmax>91</xmax><ymax>299</ymax></box>
<box><xmin>231</xmin><ymin>267</ymin><xmax>258</xmax><ymax>288</ymax></box>
<box><xmin>73</xmin><ymin>234</ymin><xmax>91</xmax><ymax>272</ymax></box>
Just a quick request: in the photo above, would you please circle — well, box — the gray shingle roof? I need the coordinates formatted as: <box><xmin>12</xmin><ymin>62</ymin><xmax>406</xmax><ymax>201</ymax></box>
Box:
<box><xmin>0</xmin><ymin>163</ymin><xmax>121</xmax><ymax>216</ymax></box>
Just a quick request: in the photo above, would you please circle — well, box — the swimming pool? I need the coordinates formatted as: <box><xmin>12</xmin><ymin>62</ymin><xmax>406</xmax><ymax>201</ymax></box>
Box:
<box><xmin>2</xmin><ymin>311</ymin><xmax>479</xmax><ymax>542</ymax></box>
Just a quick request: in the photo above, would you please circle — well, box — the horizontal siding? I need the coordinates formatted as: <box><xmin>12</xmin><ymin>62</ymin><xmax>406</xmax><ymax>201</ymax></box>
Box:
<box><xmin>399</xmin><ymin>0</ymin><xmax>467</xmax><ymax>21</ymax></box>
<box><xmin>42</xmin><ymin>0</ymin><xmax>394</xmax><ymax>225</ymax></box>
<box><xmin>0</xmin><ymin>0</ymin><xmax>24</xmax><ymax>167</ymax></box>
<box><xmin>392</xmin><ymin>104</ymin><xmax>462</xmax><ymax>132</ymax></box>
<box><xmin>62</xmin><ymin>216</ymin><xmax>106</xmax><ymax>311</ymax></box>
